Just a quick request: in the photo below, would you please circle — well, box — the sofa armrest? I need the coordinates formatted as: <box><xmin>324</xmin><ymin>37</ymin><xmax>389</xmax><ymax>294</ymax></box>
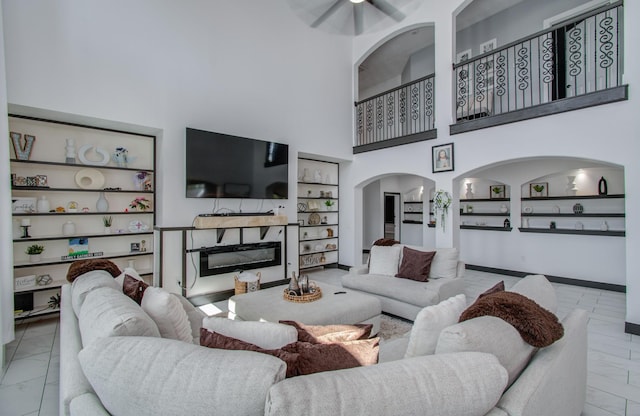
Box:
<box><xmin>265</xmin><ymin>352</ymin><xmax>508</xmax><ymax>416</ymax></box>
<box><xmin>349</xmin><ymin>265</ymin><xmax>369</xmax><ymax>275</ymax></box>
<box><xmin>436</xmin><ymin>277</ymin><xmax>466</xmax><ymax>302</ymax></box>
<box><xmin>456</xmin><ymin>261</ymin><xmax>466</xmax><ymax>278</ymax></box>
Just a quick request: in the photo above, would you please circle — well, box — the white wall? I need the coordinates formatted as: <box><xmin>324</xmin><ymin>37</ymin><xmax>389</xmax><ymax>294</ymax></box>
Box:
<box><xmin>1</xmin><ymin>0</ymin><xmax>355</xmax><ymax>225</ymax></box>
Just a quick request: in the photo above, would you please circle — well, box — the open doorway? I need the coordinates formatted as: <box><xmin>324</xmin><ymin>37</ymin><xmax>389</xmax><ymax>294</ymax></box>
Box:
<box><xmin>384</xmin><ymin>192</ymin><xmax>401</xmax><ymax>241</ymax></box>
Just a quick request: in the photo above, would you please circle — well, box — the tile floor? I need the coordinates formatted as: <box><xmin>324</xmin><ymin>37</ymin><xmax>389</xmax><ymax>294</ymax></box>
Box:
<box><xmin>1</xmin><ymin>269</ymin><xmax>638</xmax><ymax>415</ymax></box>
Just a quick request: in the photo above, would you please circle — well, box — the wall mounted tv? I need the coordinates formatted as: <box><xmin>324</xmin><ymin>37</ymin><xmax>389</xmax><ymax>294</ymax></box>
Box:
<box><xmin>185</xmin><ymin>128</ymin><xmax>289</xmax><ymax>199</ymax></box>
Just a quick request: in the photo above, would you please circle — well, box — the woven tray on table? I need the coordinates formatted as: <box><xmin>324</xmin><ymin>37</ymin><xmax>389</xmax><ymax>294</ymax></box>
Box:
<box><xmin>283</xmin><ymin>287</ymin><xmax>322</xmax><ymax>303</ymax></box>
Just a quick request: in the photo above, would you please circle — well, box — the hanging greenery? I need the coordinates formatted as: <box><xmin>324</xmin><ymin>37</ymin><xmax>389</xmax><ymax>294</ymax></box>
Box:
<box><xmin>433</xmin><ymin>190</ymin><xmax>452</xmax><ymax>231</ymax></box>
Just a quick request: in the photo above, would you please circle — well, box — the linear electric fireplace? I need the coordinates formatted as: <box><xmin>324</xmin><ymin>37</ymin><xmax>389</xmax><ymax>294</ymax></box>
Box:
<box><xmin>199</xmin><ymin>242</ymin><xmax>282</xmax><ymax>277</ymax></box>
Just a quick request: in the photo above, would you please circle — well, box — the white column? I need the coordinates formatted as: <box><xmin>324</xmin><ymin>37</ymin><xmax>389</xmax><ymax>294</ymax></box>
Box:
<box><xmin>0</xmin><ymin>4</ymin><xmax>16</xmax><ymax>367</ymax></box>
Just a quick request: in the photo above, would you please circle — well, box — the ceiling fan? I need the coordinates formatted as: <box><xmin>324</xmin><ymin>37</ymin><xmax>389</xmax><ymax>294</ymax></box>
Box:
<box><xmin>288</xmin><ymin>0</ymin><xmax>419</xmax><ymax>36</ymax></box>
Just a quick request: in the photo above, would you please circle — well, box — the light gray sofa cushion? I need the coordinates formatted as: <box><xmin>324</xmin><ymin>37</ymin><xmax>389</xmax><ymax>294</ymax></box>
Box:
<box><xmin>71</xmin><ymin>270</ymin><xmax>120</xmax><ymax>316</ymax></box>
<box><xmin>341</xmin><ymin>274</ymin><xmax>440</xmax><ymax>307</ymax></box>
<box><xmin>174</xmin><ymin>294</ymin><xmax>207</xmax><ymax>344</ymax></box>
<box><xmin>509</xmin><ymin>274</ymin><xmax>558</xmax><ymax>314</ymax></box>
<box><xmin>79</xmin><ymin>336</ymin><xmax>286</xmax><ymax>416</ymax></box>
<box><xmin>435</xmin><ymin>316</ymin><xmax>536</xmax><ymax>387</ymax></box>
<box><xmin>265</xmin><ymin>352</ymin><xmax>508</xmax><ymax>416</ymax></box>
<box><xmin>69</xmin><ymin>393</ymin><xmax>111</xmax><ymax>416</ymax></box>
<box><xmin>201</xmin><ymin>316</ymin><xmax>298</xmax><ymax>350</ymax></box>
<box><xmin>78</xmin><ymin>287</ymin><xmax>160</xmax><ymax>346</ymax></box>
<box><xmin>405</xmin><ymin>294</ymin><xmax>467</xmax><ymax>358</ymax></box>
<box><xmin>369</xmin><ymin>245</ymin><xmax>402</xmax><ymax>276</ymax></box>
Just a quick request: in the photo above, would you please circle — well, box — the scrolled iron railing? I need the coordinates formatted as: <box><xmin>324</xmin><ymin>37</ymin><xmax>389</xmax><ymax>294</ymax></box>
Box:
<box><xmin>454</xmin><ymin>1</ymin><xmax>623</xmax><ymax>122</ymax></box>
<box><xmin>354</xmin><ymin>74</ymin><xmax>435</xmax><ymax>148</ymax></box>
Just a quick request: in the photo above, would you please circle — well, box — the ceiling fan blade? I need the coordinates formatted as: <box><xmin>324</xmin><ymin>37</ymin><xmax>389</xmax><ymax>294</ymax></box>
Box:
<box><xmin>354</xmin><ymin>4</ymin><xmax>364</xmax><ymax>35</ymax></box>
<box><xmin>311</xmin><ymin>0</ymin><xmax>345</xmax><ymax>28</ymax></box>
<box><xmin>369</xmin><ymin>0</ymin><xmax>405</xmax><ymax>22</ymax></box>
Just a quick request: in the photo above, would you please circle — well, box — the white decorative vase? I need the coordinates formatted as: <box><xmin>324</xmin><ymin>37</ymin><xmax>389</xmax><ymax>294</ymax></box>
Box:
<box><xmin>104</xmin><ymin>226</ymin><xmax>112</xmax><ymax>234</ymax></box>
<box><xmin>65</xmin><ymin>138</ymin><xmax>76</xmax><ymax>164</ymax></box>
<box><xmin>62</xmin><ymin>221</ymin><xmax>76</xmax><ymax>236</ymax></box>
<box><xmin>500</xmin><ymin>204</ymin><xmax>508</xmax><ymax>213</ymax></box>
<box><xmin>36</xmin><ymin>195</ymin><xmax>50</xmax><ymax>213</ymax></box>
<box><xmin>96</xmin><ymin>192</ymin><xmax>109</xmax><ymax>212</ymax></box>
<box><xmin>465</xmin><ymin>183</ymin><xmax>474</xmax><ymax>199</ymax></box>
<box><xmin>600</xmin><ymin>221</ymin><xmax>609</xmax><ymax>231</ymax></box>
<box><xmin>29</xmin><ymin>254</ymin><xmax>41</xmax><ymax>263</ymax></box>
<box><xmin>522</xmin><ymin>218</ymin><xmax>529</xmax><ymax>228</ymax></box>
<box><xmin>566</xmin><ymin>175</ymin><xmax>578</xmax><ymax>196</ymax></box>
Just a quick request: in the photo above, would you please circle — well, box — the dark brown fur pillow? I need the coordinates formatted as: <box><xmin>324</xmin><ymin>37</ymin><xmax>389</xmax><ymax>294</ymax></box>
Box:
<box><xmin>459</xmin><ymin>291</ymin><xmax>564</xmax><ymax>348</ymax></box>
<box><xmin>372</xmin><ymin>238</ymin><xmax>400</xmax><ymax>246</ymax></box>
<box><xmin>66</xmin><ymin>259</ymin><xmax>121</xmax><ymax>282</ymax></box>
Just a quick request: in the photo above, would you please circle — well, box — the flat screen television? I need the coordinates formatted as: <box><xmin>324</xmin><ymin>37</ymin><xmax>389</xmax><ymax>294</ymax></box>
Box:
<box><xmin>185</xmin><ymin>128</ymin><xmax>288</xmax><ymax>199</ymax></box>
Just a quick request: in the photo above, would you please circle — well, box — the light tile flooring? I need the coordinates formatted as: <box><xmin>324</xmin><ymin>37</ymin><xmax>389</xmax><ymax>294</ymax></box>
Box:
<box><xmin>1</xmin><ymin>269</ymin><xmax>638</xmax><ymax>415</ymax></box>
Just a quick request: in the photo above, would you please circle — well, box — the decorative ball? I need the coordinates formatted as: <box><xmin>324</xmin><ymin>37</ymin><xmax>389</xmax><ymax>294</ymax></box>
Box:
<box><xmin>573</xmin><ymin>203</ymin><xmax>584</xmax><ymax>214</ymax></box>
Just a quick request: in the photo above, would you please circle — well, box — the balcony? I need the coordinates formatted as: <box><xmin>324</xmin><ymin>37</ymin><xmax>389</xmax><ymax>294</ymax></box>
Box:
<box><xmin>354</xmin><ymin>74</ymin><xmax>436</xmax><ymax>154</ymax></box>
<box><xmin>451</xmin><ymin>1</ymin><xmax>626</xmax><ymax>135</ymax></box>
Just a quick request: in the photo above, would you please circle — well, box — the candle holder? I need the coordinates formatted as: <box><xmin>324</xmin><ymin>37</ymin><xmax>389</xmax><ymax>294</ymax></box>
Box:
<box><xmin>20</xmin><ymin>225</ymin><xmax>32</xmax><ymax>238</ymax></box>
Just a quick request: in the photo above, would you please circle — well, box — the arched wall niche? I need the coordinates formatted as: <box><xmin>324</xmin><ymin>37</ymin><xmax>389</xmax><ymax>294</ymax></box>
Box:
<box><xmin>452</xmin><ymin>156</ymin><xmax>626</xmax><ymax>286</ymax></box>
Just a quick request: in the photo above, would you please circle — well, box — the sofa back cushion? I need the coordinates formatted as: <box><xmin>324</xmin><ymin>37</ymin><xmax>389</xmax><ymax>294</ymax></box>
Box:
<box><xmin>265</xmin><ymin>351</ymin><xmax>508</xmax><ymax>416</ymax></box>
<box><xmin>174</xmin><ymin>294</ymin><xmax>207</xmax><ymax>344</ymax></box>
<box><xmin>79</xmin><ymin>336</ymin><xmax>286</xmax><ymax>416</ymax></box>
<box><xmin>78</xmin><ymin>287</ymin><xmax>160</xmax><ymax>347</ymax></box>
<box><xmin>405</xmin><ymin>294</ymin><xmax>467</xmax><ymax>358</ymax></box>
<box><xmin>71</xmin><ymin>270</ymin><xmax>120</xmax><ymax>316</ymax></box>
<box><xmin>509</xmin><ymin>274</ymin><xmax>558</xmax><ymax>314</ymax></box>
<box><xmin>202</xmin><ymin>316</ymin><xmax>298</xmax><ymax>350</ymax></box>
<box><xmin>141</xmin><ymin>287</ymin><xmax>193</xmax><ymax>343</ymax></box>
<box><xmin>368</xmin><ymin>245</ymin><xmax>401</xmax><ymax>276</ymax></box>
<box><xmin>435</xmin><ymin>315</ymin><xmax>536</xmax><ymax>387</ymax></box>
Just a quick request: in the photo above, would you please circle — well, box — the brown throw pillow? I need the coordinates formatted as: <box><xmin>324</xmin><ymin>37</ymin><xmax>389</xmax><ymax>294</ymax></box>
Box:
<box><xmin>395</xmin><ymin>246</ymin><xmax>436</xmax><ymax>282</ymax></box>
<box><xmin>122</xmin><ymin>274</ymin><xmax>149</xmax><ymax>305</ymax></box>
<box><xmin>459</xmin><ymin>291</ymin><xmax>564</xmax><ymax>348</ymax></box>
<box><xmin>200</xmin><ymin>328</ymin><xmax>300</xmax><ymax>378</ymax></box>
<box><xmin>279</xmin><ymin>321</ymin><xmax>373</xmax><ymax>344</ymax></box>
<box><xmin>200</xmin><ymin>328</ymin><xmax>379</xmax><ymax>378</ymax></box>
<box><xmin>477</xmin><ymin>280</ymin><xmax>505</xmax><ymax>300</ymax></box>
<box><xmin>66</xmin><ymin>258</ymin><xmax>121</xmax><ymax>282</ymax></box>
<box><xmin>281</xmin><ymin>338</ymin><xmax>379</xmax><ymax>376</ymax></box>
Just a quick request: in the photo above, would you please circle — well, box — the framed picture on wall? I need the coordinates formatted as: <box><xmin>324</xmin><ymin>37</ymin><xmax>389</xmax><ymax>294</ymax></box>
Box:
<box><xmin>490</xmin><ymin>185</ymin><xmax>506</xmax><ymax>199</ymax></box>
<box><xmin>456</xmin><ymin>49</ymin><xmax>472</xmax><ymax>63</ymax></box>
<box><xmin>432</xmin><ymin>143</ymin><xmax>454</xmax><ymax>173</ymax></box>
<box><xmin>480</xmin><ymin>38</ymin><xmax>497</xmax><ymax>54</ymax></box>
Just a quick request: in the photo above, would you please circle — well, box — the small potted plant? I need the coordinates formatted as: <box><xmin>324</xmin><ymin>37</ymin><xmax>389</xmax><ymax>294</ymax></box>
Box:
<box><xmin>25</xmin><ymin>244</ymin><xmax>45</xmax><ymax>263</ymax></box>
<box><xmin>324</xmin><ymin>200</ymin><xmax>335</xmax><ymax>211</ymax></box>
<box><xmin>129</xmin><ymin>197</ymin><xmax>151</xmax><ymax>212</ymax></box>
<box><xmin>103</xmin><ymin>216</ymin><xmax>113</xmax><ymax>234</ymax></box>
<box><xmin>532</xmin><ymin>184</ymin><xmax>545</xmax><ymax>197</ymax></box>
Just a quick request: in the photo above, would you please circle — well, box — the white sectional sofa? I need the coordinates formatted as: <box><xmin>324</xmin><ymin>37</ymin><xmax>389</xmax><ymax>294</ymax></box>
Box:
<box><xmin>342</xmin><ymin>245</ymin><xmax>466</xmax><ymax>320</ymax></box>
<box><xmin>60</xmin><ymin>270</ymin><xmax>587</xmax><ymax>416</ymax></box>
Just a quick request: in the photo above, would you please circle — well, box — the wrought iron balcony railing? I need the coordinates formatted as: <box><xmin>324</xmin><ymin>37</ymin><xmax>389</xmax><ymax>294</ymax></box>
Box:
<box><xmin>354</xmin><ymin>74</ymin><xmax>435</xmax><ymax>152</ymax></box>
<box><xmin>454</xmin><ymin>1</ymin><xmax>623</xmax><ymax>123</ymax></box>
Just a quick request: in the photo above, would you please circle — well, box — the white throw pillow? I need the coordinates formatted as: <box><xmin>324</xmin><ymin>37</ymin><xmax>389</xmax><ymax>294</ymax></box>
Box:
<box><xmin>141</xmin><ymin>287</ymin><xmax>193</xmax><ymax>343</ymax></box>
<box><xmin>79</xmin><ymin>336</ymin><xmax>286</xmax><ymax>416</ymax></box>
<box><xmin>174</xmin><ymin>294</ymin><xmax>207</xmax><ymax>344</ymax></box>
<box><xmin>430</xmin><ymin>248</ymin><xmax>460</xmax><ymax>279</ymax></box>
<box><xmin>71</xmin><ymin>270</ymin><xmax>120</xmax><ymax>316</ymax></box>
<box><xmin>369</xmin><ymin>245</ymin><xmax>402</xmax><ymax>276</ymax></box>
<box><xmin>79</xmin><ymin>287</ymin><xmax>160</xmax><ymax>347</ymax></box>
<box><xmin>435</xmin><ymin>315</ymin><xmax>536</xmax><ymax>387</ymax></box>
<box><xmin>405</xmin><ymin>294</ymin><xmax>467</xmax><ymax>358</ymax></box>
<box><xmin>201</xmin><ymin>316</ymin><xmax>298</xmax><ymax>350</ymax></box>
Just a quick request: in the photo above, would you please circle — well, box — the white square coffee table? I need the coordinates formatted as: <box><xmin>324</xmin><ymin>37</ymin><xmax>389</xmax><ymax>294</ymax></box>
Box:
<box><xmin>228</xmin><ymin>282</ymin><xmax>382</xmax><ymax>335</ymax></box>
